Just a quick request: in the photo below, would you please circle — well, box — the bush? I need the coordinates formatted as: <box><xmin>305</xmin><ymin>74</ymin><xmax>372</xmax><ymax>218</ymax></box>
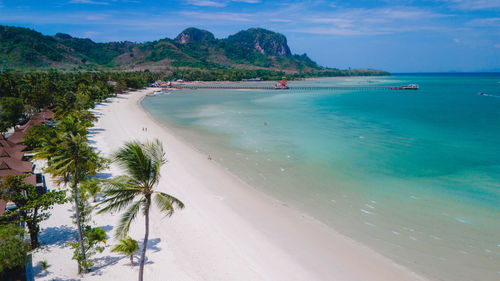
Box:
<box><xmin>0</xmin><ymin>223</ymin><xmax>30</xmax><ymax>277</ymax></box>
<box><xmin>40</xmin><ymin>260</ymin><xmax>48</xmax><ymax>270</ymax></box>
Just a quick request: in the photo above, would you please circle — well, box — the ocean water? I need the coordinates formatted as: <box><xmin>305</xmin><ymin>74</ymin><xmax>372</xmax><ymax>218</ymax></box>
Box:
<box><xmin>142</xmin><ymin>74</ymin><xmax>500</xmax><ymax>281</ymax></box>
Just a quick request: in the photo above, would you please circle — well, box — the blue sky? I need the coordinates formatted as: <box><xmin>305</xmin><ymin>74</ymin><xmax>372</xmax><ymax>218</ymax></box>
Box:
<box><xmin>1</xmin><ymin>0</ymin><xmax>499</xmax><ymax>72</ymax></box>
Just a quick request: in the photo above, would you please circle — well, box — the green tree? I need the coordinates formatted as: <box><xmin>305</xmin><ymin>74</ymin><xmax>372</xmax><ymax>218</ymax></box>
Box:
<box><xmin>22</xmin><ymin>124</ymin><xmax>50</xmax><ymax>150</ymax></box>
<box><xmin>0</xmin><ymin>223</ymin><xmax>30</xmax><ymax>279</ymax></box>
<box><xmin>0</xmin><ymin>97</ymin><xmax>24</xmax><ymax>133</ymax></box>
<box><xmin>98</xmin><ymin>139</ymin><xmax>184</xmax><ymax>281</ymax></box>
<box><xmin>36</xmin><ymin>113</ymin><xmax>107</xmax><ymax>273</ymax></box>
<box><xmin>0</xmin><ymin>174</ymin><xmax>66</xmax><ymax>249</ymax></box>
<box><xmin>111</xmin><ymin>237</ymin><xmax>139</xmax><ymax>265</ymax></box>
<box><xmin>68</xmin><ymin>226</ymin><xmax>107</xmax><ymax>270</ymax></box>
<box><xmin>81</xmin><ymin>177</ymin><xmax>101</xmax><ymax>202</ymax></box>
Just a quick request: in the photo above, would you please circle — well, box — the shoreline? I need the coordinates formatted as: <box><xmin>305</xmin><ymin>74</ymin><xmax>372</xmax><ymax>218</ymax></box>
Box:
<box><xmin>33</xmin><ymin>87</ymin><xmax>429</xmax><ymax>281</ymax></box>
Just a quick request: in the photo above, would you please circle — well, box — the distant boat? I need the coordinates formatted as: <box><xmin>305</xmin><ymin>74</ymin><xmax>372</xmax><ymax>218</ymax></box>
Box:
<box><xmin>478</xmin><ymin>92</ymin><xmax>485</xmax><ymax>96</ymax></box>
<box><xmin>401</xmin><ymin>84</ymin><xmax>419</xmax><ymax>90</ymax></box>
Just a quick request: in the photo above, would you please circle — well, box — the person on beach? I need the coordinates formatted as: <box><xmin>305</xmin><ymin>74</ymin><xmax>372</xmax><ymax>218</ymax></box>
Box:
<box><xmin>208</xmin><ymin>155</ymin><xmax>212</xmax><ymax>160</ymax></box>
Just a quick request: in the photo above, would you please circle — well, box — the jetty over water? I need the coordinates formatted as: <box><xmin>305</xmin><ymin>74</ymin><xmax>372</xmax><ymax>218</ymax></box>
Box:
<box><xmin>169</xmin><ymin>85</ymin><xmax>419</xmax><ymax>91</ymax></box>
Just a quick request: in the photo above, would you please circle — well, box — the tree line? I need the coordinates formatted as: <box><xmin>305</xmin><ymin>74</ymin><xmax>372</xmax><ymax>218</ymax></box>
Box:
<box><xmin>0</xmin><ymin>69</ymin><xmax>183</xmax><ymax>281</ymax></box>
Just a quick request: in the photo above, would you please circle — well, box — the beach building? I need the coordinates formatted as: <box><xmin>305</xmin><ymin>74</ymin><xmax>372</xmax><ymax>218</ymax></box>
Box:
<box><xmin>0</xmin><ymin>108</ymin><xmax>53</xmax><ymax>215</ymax></box>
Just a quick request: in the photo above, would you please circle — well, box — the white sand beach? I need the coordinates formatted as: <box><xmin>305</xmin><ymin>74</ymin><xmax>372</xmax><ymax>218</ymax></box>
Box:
<box><xmin>32</xmin><ymin>88</ymin><xmax>429</xmax><ymax>281</ymax></box>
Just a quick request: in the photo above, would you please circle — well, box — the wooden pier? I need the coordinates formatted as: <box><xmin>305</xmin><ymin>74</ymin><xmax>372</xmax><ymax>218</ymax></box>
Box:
<box><xmin>168</xmin><ymin>85</ymin><xmax>418</xmax><ymax>91</ymax></box>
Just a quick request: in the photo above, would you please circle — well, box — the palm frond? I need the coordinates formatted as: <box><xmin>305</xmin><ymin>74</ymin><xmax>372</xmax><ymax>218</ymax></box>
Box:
<box><xmin>115</xmin><ymin>199</ymin><xmax>144</xmax><ymax>238</ymax></box>
<box><xmin>97</xmin><ymin>177</ymin><xmax>143</xmax><ymax>214</ymax></box>
<box><xmin>96</xmin><ymin>188</ymin><xmax>141</xmax><ymax>215</ymax></box>
<box><xmin>154</xmin><ymin>191</ymin><xmax>184</xmax><ymax>217</ymax></box>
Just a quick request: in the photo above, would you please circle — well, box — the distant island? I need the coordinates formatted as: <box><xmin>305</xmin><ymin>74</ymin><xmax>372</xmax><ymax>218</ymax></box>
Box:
<box><xmin>0</xmin><ymin>25</ymin><xmax>388</xmax><ymax>80</ymax></box>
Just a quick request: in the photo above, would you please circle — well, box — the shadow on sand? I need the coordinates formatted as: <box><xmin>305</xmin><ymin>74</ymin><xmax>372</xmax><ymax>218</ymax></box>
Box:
<box><xmin>33</xmin><ymin>261</ymin><xmax>51</xmax><ymax>278</ymax></box>
<box><xmin>39</xmin><ymin>225</ymin><xmax>77</xmax><ymax>247</ymax></box>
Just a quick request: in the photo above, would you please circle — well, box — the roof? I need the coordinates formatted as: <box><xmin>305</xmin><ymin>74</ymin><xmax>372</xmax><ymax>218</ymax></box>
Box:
<box><xmin>0</xmin><ymin>135</ymin><xmax>27</xmax><ymax>151</ymax></box>
<box><xmin>8</xmin><ymin>130</ymin><xmax>26</xmax><ymax>144</ymax></box>
<box><xmin>9</xmin><ymin>108</ymin><xmax>54</xmax><ymax>145</ymax></box>
<box><xmin>25</xmin><ymin>174</ymin><xmax>37</xmax><ymax>186</ymax></box>
<box><xmin>0</xmin><ymin>159</ymin><xmax>33</xmax><ymax>174</ymax></box>
<box><xmin>0</xmin><ymin>147</ymin><xmax>24</xmax><ymax>161</ymax></box>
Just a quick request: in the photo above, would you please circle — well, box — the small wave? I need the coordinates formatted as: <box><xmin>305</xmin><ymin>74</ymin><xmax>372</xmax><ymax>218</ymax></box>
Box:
<box><xmin>429</xmin><ymin>234</ymin><xmax>441</xmax><ymax>240</ymax></box>
<box><xmin>364</xmin><ymin>221</ymin><xmax>376</xmax><ymax>227</ymax></box>
<box><xmin>330</xmin><ymin>199</ymin><xmax>336</xmax><ymax>203</ymax></box>
<box><xmin>455</xmin><ymin>217</ymin><xmax>469</xmax><ymax>224</ymax></box>
<box><xmin>459</xmin><ymin>250</ymin><xmax>469</xmax><ymax>255</ymax></box>
<box><xmin>360</xmin><ymin>209</ymin><xmax>372</xmax><ymax>214</ymax></box>
<box><xmin>410</xmin><ymin>195</ymin><xmax>420</xmax><ymax>200</ymax></box>
<box><xmin>370</xmin><ymin>200</ymin><xmax>377</xmax><ymax>204</ymax></box>
<box><xmin>280</xmin><ymin>167</ymin><xmax>285</xmax><ymax>172</ymax></box>
<box><xmin>480</xmin><ymin>94</ymin><xmax>500</xmax><ymax>98</ymax></box>
<box><xmin>392</xmin><ymin>231</ymin><xmax>401</xmax><ymax>235</ymax></box>
<box><xmin>409</xmin><ymin>236</ymin><xmax>417</xmax><ymax>241</ymax></box>
<box><xmin>365</xmin><ymin>204</ymin><xmax>375</xmax><ymax>209</ymax></box>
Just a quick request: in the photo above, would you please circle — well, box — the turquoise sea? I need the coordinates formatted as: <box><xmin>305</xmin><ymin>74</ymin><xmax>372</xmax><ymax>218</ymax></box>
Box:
<box><xmin>142</xmin><ymin>74</ymin><xmax>500</xmax><ymax>281</ymax></box>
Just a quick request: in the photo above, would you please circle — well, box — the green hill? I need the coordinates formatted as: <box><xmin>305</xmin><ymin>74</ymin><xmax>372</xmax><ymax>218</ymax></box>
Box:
<box><xmin>0</xmin><ymin>25</ymin><xmax>389</xmax><ymax>76</ymax></box>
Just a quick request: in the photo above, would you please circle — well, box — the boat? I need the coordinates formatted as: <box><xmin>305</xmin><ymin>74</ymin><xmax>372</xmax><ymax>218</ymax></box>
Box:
<box><xmin>478</xmin><ymin>92</ymin><xmax>485</xmax><ymax>96</ymax></box>
<box><xmin>401</xmin><ymin>84</ymin><xmax>419</xmax><ymax>90</ymax></box>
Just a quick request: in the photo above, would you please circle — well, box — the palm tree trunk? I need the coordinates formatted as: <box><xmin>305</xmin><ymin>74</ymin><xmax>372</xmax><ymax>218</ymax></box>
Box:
<box><xmin>130</xmin><ymin>254</ymin><xmax>134</xmax><ymax>266</ymax></box>
<box><xmin>74</xmin><ymin>162</ymin><xmax>88</xmax><ymax>273</ymax></box>
<box><xmin>138</xmin><ymin>196</ymin><xmax>150</xmax><ymax>281</ymax></box>
<box><xmin>28</xmin><ymin>208</ymin><xmax>39</xmax><ymax>249</ymax></box>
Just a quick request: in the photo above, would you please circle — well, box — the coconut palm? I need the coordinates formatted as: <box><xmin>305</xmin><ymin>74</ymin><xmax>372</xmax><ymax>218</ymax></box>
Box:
<box><xmin>47</xmin><ymin>133</ymin><xmax>104</xmax><ymax>273</ymax></box>
<box><xmin>98</xmin><ymin>139</ymin><xmax>184</xmax><ymax>281</ymax></box>
<box><xmin>111</xmin><ymin>237</ymin><xmax>139</xmax><ymax>265</ymax></box>
<box><xmin>36</xmin><ymin>113</ymin><xmax>106</xmax><ymax>273</ymax></box>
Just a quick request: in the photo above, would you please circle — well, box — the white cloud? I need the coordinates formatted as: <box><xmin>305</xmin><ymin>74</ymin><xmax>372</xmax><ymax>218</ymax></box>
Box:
<box><xmin>185</xmin><ymin>0</ymin><xmax>260</xmax><ymax>7</ymax></box>
<box><xmin>446</xmin><ymin>0</ymin><xmax>500</xmax><ymax>10</ymax></box>
<box><xmin>232</xmin><ymin>0</ymin><xmax>261</xmax><ymax>3</ymax></box>
<box><xmin>179</xmin><ymin>11</ymin><xmax>253</xmax><ymax>21</ymax></box>
<box><xmin>467</xmin><ymin>17</ymin><xmax>500</xmax><ymax>26</ymax></box>
<box><xmin>69</xmin><ymin>0</ymin><xmax>112</xmax><ymax>5</ymax></box>
<box><xmin>185</xmin><ymin>0</ymin><xmax>227</xmax><ymax>7</ymax></box>
<box><xmin>290</xmin><ymin>7</ymin><xmax>454</xmax><ymax>36</ymax></box>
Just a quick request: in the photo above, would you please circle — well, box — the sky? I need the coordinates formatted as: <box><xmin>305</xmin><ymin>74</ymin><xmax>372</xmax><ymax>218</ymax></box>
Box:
<box><xmin>0</xmin><ymin>0</ymin><xmax>499</xmax><ymax>72</ymax></box>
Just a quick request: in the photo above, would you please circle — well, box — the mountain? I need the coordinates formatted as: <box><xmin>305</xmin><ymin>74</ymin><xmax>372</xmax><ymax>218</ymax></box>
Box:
<box><xmin>0</xmin><ymin>25</ymin><xmax>388</xmax><ymax>76</ymax></box>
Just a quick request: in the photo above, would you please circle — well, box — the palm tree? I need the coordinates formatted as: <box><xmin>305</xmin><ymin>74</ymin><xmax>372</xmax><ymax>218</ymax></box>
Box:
<box><xmin>111</xmin><ymin>237</ymin><xmax>139</xmax><ymax>265</ymax></box>
<box><xmin>98</xmin><ymin>139</ymin><xmax>184</xmax><ymax>281</ymax></box>
<box><xmin>47</xmin><ymin>133</ymin><xmax>104</xmax><ymax>273</ymax></box>
<box><xmin>36</xmin><ymin>113</ymin><xmax>106</xmax><ymax>273</ymax></box>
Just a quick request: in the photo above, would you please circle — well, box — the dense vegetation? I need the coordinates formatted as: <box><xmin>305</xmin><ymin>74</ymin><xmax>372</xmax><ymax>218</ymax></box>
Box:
<box><xmin>0</xmin><ymin>25</ymin><xmax>389</xmax><ymax>77</ymax></box>
<box><xmin>0</xmin><ymin>223</ymin><xmax>31</xmax><ymax>279</ymax></box>
<box><xmin>0</xmin><ymin>70</ymin><xmax>161</xmax><ymax>113</ymax></box>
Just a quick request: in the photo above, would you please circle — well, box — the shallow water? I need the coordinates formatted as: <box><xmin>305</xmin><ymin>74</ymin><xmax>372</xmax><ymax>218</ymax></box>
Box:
<box><xmin>142</xmin><ymin>74</ymin><xmax>500</xmax><ymax>281</ymax></box>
